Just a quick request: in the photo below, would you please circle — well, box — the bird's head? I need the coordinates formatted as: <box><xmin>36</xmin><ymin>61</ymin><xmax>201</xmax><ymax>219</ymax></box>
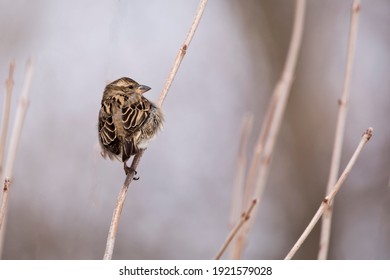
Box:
<box><xmin>108</xmin><ymin>77</ymin><xmax>151</xmax><ymax>95</ymax></box>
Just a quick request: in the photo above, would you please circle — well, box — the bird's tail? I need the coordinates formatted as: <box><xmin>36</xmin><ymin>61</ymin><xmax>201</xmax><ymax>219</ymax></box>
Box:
<box><xmin>122</xmin><ymin>137</ymin><xmax>137</xmax><ymax>162</ymax></box>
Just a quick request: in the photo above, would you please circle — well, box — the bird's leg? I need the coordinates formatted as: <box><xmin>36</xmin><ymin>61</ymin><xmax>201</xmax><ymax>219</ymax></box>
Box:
<box><xmin>124</xmin><ymin>162</ymin><xmax>139</xmax><ymax>180</ymax></box>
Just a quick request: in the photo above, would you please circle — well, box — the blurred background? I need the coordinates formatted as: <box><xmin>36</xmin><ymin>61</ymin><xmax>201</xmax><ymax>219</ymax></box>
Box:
<box><xmin>0</xmin><ymin>0</ymin><xmax>389</xmax><ymax>259</ymax></box>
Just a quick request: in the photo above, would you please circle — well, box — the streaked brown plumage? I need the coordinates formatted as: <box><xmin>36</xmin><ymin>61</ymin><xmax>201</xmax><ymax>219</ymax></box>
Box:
<box><xmin>98</xmin><ymin>77</ymin><xmax>164</xmax><ymax>175</ymax></box>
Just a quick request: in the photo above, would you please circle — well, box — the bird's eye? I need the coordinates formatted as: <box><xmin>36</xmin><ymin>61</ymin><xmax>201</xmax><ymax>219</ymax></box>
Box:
<box><xmin>128</xmin><ymin>85</ymin><xmax>134</xmax><ymax>89</ymax></box>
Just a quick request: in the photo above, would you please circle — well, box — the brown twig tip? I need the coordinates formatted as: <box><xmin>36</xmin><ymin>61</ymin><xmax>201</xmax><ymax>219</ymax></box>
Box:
<box><xmin>338</xmin><ymin>98</ymin><xmax>347</xmax><ymax>106</ymax></box>
<box><xmin>323</xmin><ymin>197</ymin><xmax>330</xmax><ymax>204</ymax></box>
<box><xmin>2</xmin><ymin>178</ymin><xmax>10</xmax><ymax>192</ymax></box>
<box><xmin>364</xmin><ymin>127</ymin><xmax>373</xmax><ymax>140</ymax></box>
<box><xmin>286</xmin><ymin>126</ymin><xmax>372</xmax><ymax>260</ymax></box>
<box><xmin>244</xmin><ymin>199</ymin><xmax>257</xmax><ymax>220</ymax></box>
<box><xmin>6</xmin><ymin>62</ymin><xmax>15</xmax><ymax>88</ymax></box>
<box><xmin>353</xmin><ymin>2</ymin><xmax>361</xmax><ymax>13</ymax></box>
<box><xmin>214</xmin><ymin>198</ymin><xmax>258</xmax><ymax>260</ymax></box>
<box><xmin>248</xmin><ymin>198</ymin><xmax>257</xmax><ymax>210</ymax></box>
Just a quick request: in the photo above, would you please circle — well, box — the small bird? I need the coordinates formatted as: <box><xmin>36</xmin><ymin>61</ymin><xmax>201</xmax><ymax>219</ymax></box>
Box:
<box><xmin>98</xmin><ymin>77</ymin><xmax>164</xmax><ymax>177</ymax></box>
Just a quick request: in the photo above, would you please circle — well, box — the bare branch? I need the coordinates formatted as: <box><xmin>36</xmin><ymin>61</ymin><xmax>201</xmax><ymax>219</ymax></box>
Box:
<box><xmin>0</xmin><ymin>59</ymin><xmax>34</xmax><ymax>257</ymax></box>
<box><xmin>285</xmin><ymin>128</ymin><xmax>372</xmax><ymax>260</ymax></box>
<box><xmin>251</xmin><ymin>0</ymin><xmax>306</xmax><ymax>221</ymax></box>
<box><xmin>234</xmin><ymin>0</ymin><xmax>306</xmax><ymax>258</ymax></box>
<box><xmin>0</xmin><ymin>178</ymin><xmax>10</xmax><ymax>231</ymax></box>
<box><xmin>0</xmin><ymin>61</ymin><xmax>16</xmax><ymax>178</ymax></box>
<box><xmin>229</xmin><ymin>114</ymin><xmax>253</xmax><ymax>259</ymax></box>
<box><xmin>103</xmin><ymin>149</ymin><xmax>144</xmax><ymax>260</ymax></box>
<box><xmin>229</xmin><ymin>114</ymin><xmax>253</xmax><ymax>228</ymax></box>
<box><xmin>318</xmin><ymin>0</ymin><xmax>361</xmax><ymax>260</ymax></box>
<box><xmin>157</xmin><ymin>0</ymin><xmax>208</xmax><ymax>108</ymax></box>
<box><xmin>1</xmin><ymin>59</ymin><xmax>33</xmax><ymax>180</ymax></box>
<box><xmin>103</xmin><ymin>0</ymin><xmax>208</xmax><ymax>260</ymax></box>
<box><xmin>215</xmin><ymin>199</ymin><xmax>257</xmax><ymax>260</ymax></box>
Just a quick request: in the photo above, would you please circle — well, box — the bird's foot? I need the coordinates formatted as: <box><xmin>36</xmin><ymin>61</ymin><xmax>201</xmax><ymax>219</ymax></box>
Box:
<box><xmin>124</xmin><ymin>163</ymin><xmax>139</xmax><ymax>180</ymax></box>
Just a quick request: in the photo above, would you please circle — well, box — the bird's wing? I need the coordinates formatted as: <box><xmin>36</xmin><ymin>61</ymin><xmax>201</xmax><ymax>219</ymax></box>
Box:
<box><xmin>121</xmin><ymin>96</ymin><xmax>151</xmax><ymax>132</ymax></box>
<box><xmin>98</xmin><ymin>100</ymin><xmax>120</xmax><ymax>156</ymax></box>
<box><xmin>121</xmin><ymin>96</ymin><xmax>151</xmax><ymax>160</ymax></box>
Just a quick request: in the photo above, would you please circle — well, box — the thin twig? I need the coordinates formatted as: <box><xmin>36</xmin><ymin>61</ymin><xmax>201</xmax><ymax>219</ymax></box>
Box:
<box><xmin>103</xmin><ymin>0</ymin><xmax>208</xmax><ymax>260</ymax></box>
<box><xmin>232</xmin><ymin>92</ymin><xmax>278</xmax><ymax>259</ymax></box>
<box><xmin>0</xmin><ymin>62</ymin><xmax>16</xmax><ymax>178</ymax></box>
<box><xmin>1</xmin><ymin>59</ymin><xmax>33</xmax><ymax>180</ymax></box>
<box><xmin>252</xmin><ymin>0</ymin><xmax>306</xmax><ymax>220</ymax></box>
<box><xmin>215</xmin><ymin>199</ymin><xmax>257</xmax><ymax>260</ymax></box>
<box><xmin>0</xmin><ymin>178</ymin><xmax>10</xmax><ymax>231</ymax></box>
<box><xmin>0</xmin><ymin>59</ymin><xmax>33</xmax><ymax>257</ymax></box>
<box><xmin>234</xmin><ymin>0</ymin><xmax>306</xmax><ymax>258</ymax></box>
<box><xmin>285</xmin><ymin>127</ymin><xmax>372</xmax><ymax>260</ymax></box>
<box><xmin>229</xmin><ymin>114</ymin><xmax>253</xmax><ymax>259</ymax></box>
<box><xmin>318</xmin><ymin>0</ymin><xmax>361</xmax><ymax>260</ymax></box>
<box><xmin>157</xmin><ymin>0</ymin><xmax>208</xmax><ymax>108</ymax></box>
<box><xmin>103</xmin><ymin>149</ymin><xmax>144</xmax><ymax>260</ymax></box>
<box><xmin>229</xmin><ymin>114</ymin><xmax>253</xmax><ymax>228</ymax></box>
<box><xmin>242</xmin><ymin>95</ymin><xmax>277</xmax><ymax>210</ymax></box>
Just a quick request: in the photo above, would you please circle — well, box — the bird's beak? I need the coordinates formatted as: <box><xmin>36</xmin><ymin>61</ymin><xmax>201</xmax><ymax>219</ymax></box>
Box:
<box><xmin>137</xmin><ymin>85</ymin><xmax>151</xmax><ymax>94</ymax></box>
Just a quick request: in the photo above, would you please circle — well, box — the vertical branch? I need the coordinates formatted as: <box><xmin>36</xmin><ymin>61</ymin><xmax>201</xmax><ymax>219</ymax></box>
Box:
<box><xmin>103</xmin><ymin>149</ymin><xmax>144</xmax><ymax>260</ymax></box>
<box><xmin>229</xmin><ymin>114</ymin><xmax>253</xmax><ymax>227</ymax></box>
<box><xmin>0</xmin><ymin>62</ymin><xmax>16</xmax><ymax>178</ymax></box>
<box><xmin>242</xmin><ymin>95</ymin><xmax>278</xmax><ymax>210</ymax></box>
<box><xmin>0</xmin><ymin>59</ymin><xmax>34</xmax><ymax>257</ymax></box>
<box><xmin>1</xmin><ymin>59</ymin><xmax>33</xmax><ymax>180</ymax></box>
<box><xmin>103</xmin><ymin>0</ymin><xmax>208</xmax><ymax>260</ymax></box>
<box><xmin>229</xmin><ymin>114</ymin><xmax>253</xmax><ymax>259</ymax></box>
<box><xmin>233</xmin><ymin>0</ymin><xmax>306</xmax><ymax>258</ymax></box>
<box><xmin>285</xmin><ymin>128</ymin><xmax>372</xmax><ymax>260</ymax></box>
<box><xmin>157</xmin><ymin>0</ymin><xmax>208</xmax><ymax>108</ymax></box>
<box><xmin>251</xmin><ymin>0</ymin><xmax>305</xmax><ymax>215</ymax></box>
<box><xmin>318</xmin><ymin>0</ymin><xmax>361</xmax><ymax>260</ymax></box>
<box><xmin>0</xmin><ymin>179</ymin><xmax>10</xmax><ymax>231</ymax></box>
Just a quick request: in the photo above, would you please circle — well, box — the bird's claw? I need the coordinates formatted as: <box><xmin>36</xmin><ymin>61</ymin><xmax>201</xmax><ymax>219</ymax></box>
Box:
<box><xmin>124</xmin><ymin>164</ymin><xmax>140</xmax><ymax>180</ymax></box>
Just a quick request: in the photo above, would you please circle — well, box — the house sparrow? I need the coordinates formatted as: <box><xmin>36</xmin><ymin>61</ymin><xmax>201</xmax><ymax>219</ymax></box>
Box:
<box><xmin>98</xmin><ymin>77</ymin><xmax>164</xmax><ymax>176</ymax></box>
